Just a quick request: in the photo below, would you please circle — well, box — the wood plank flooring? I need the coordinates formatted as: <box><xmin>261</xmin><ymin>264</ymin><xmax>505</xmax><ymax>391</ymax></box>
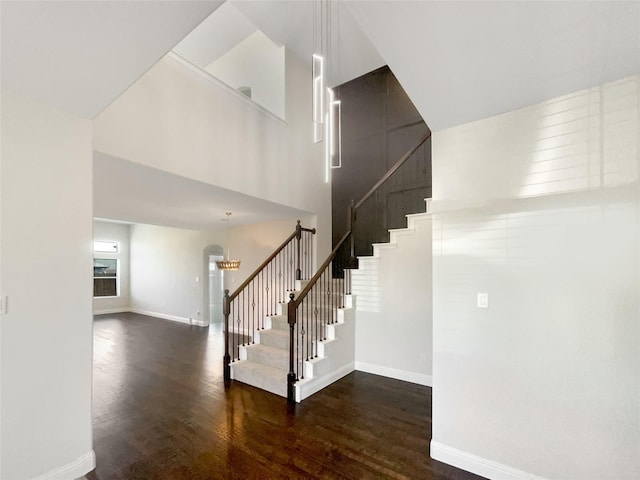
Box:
<box><xmin>88</xmin><ymin>313</ymin><xmax>484</xmax><ymax>480</ymax></box>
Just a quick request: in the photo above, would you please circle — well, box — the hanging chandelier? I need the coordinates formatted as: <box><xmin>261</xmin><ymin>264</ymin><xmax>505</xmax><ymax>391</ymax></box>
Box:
<box><xmin>312</xmin><ymin>0</ymin><xmax>342</xmax><ymax>183</ymax></box>
<box><xmin>216</xmin><ymin>212</ymin><xmax>241</xmax><ymax>271</ymax></box>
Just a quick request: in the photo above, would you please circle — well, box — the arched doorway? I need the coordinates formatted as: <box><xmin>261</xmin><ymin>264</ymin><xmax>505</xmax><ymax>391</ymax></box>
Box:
<box><xmin>203</xmin><ymin>245</ymin><xmax>224</xmax><ymax>327</ymax></box>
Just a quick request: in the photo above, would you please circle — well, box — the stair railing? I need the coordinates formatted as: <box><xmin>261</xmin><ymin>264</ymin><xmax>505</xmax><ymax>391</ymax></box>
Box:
<box><xmin>286</xmin><ymin>230</ymin><xmax>351</xmax><ymax>401</ymax></box>
<box><xmin>223</xmin><ymin>220</ymin><xmax>316</xmax><ymax>385</ymax></box>
<box><xmin>286</xmin><ymin>130</ymin><xmax>431</xmax><ymax>403</ymax></box>
<box><xmin>349</xmin><ymin>129</ymin><xmax>432</xmax><ymax>263</ymax></box>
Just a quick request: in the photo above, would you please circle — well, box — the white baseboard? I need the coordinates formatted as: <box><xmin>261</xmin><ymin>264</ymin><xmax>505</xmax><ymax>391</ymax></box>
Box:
<box><xmin>296</xmin><ymin>362</ymin><xmax>355</xmax><ymax>402</ymax></box>
<box><xmin>129</xmin><ymin>309</ymin><xmax>206</xmax><ymax>327</ymax></box>
<box><xmin>355</xmin><ymin>361</ymin><xmax>432</xmax><ymax>386</ymax></box>
<box><xmin>93</xmin><ymin>307</ymin><xmax>130</xmax><ymax>315</ymax></box>
<box><xmin>93</xmin><ymin>308</ymin><xmax>208</xmax><ymax>327</ymax></box>
<box><xmin>32</xmin><ymin>450</ymin><xmax>95</xmax><ymax>480</ymax></box>
<box><xmin>430</xmin><ymin>442</ymin><xmax>548</xmax><ymax>480</ymax></box>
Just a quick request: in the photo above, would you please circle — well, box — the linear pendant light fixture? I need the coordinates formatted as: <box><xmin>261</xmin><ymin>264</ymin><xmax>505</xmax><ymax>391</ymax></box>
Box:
<box><xmin>328</xmin><ymin>88</ymin><xmax>341</xmax><ymax>170</ymax></box>
<box><xmin>216</xmin><ymin>212</ymin><xmax>241</xmax><ymax>271</ymax></box>
<box><xmin>312</xmin><ymin>53</ymin><xmax>324</xmax><ymax>143</ymax></box>
<box><xmin>312</xmin><ymin>0</ymin><xmax>341</xmax><ymax>182</ymax></box>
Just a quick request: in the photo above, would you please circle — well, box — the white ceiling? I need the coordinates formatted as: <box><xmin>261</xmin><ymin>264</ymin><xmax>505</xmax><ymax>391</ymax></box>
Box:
<box><xmin>4</xmin><ymin>1</ymin><xmax>639</xmax><ymax>230</ymax></box>
<box><xmin>231</xmin><ymin>0</ymin><xmax>385</xmax><ymax>87</ymax></box>
<box><xmin>173</xmin><ymin>2</ymin><xmax>257</xmax><ymax>67</ymax></box>
<box><xmin>0</xmin><ymin>0</ymin><xmax>224</xmax><ymax>119</ymax></box>
<box><xmin>94</xmin><ymin>152</ymin><xmax>307</xmax><ymax>230</ymax></box>
<box><xmin>347</xmin><ymin>1</ymin><xmax>640</xmax><ymax>131</ymax></box>
<box><xmin>3</xmin><ymin>1</ymin><xmax>638</xmax><ymax>130</ymax></box>
<box><xmin>1</xmin><ymin>0</ymin><xmax>382</xmax><ymax>230</ymax></box>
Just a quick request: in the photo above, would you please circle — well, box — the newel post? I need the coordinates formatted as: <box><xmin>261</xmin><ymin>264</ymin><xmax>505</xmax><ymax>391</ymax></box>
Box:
<box><xmin>223</xmin><ymin>289</ymin><xmax>231</xmax><ymax>387</ymax></box>
<box><xmin>295</xmin><ymin>220</ymin><xmax>302</xmax><ymax>281</ymax></box>
<box><xmin>287</xmin><ymin>292</ymin><xmax>297</xmax><ymax>404</ymax></box>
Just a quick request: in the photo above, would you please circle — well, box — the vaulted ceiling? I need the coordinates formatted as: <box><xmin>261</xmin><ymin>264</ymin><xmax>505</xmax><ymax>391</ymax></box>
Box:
<box><xmin>2</xmin><ymin>1</ymin><xmax>639</xmax><ymax>229</ymax></box>
<box><xmin>348</xmin><ymin>1</ymin><xmax>640</xmax><ymax>131</ymax></box>
<box><xmin>0</xmin><ymin>0</ymin><xmax>225</xmax><ymax>119</ymax></box>
<box><xmin>3</xmin><ymin>1</ymin><xmax>638</xmax><ymax>128</ymax></box>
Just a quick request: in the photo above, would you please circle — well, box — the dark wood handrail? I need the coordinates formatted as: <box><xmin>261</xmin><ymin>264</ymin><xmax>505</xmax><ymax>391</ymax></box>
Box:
<box><xmin>228</xmin><ymin>221</ymin><xmax>316</xmax><ymax>303</ymax></box>
<box><xmin>291</xmin><ymin>230</ymin><xmax>351</xmax><ymax>308</ymax></box>
<box><xmin>354</xmin><ymin>130</ymin><xmax>431</xmax><ymax>211</ymax></box>
<box><xmin>293</xmin><ymin>131</ymin><xmax>431</xmax><ymax>307</ymax></box>
<box><xmin>286</xmin><ymin>131</ymin><xmax>430</xmax><ymax>402</ymax></box>
<box><xmin>292</xmin><ymin>129</ymin><xmax>431</xmax><ymax>310</ymax></box>
<box><xmin>224</xmin><ymin>220</ymin><xmax>316</xmax><ymax>387</ymax></box>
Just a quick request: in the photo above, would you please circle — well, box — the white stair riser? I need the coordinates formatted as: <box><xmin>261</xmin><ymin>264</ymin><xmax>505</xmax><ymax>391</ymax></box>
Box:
<box><xmin>317</xmin><ymin>338</ymin><xmax>342</xmax><ymax>358</ymax></box>
<box><xmin>256</xmin><ymin>329</ymin><xmax>289</xmax><ymax>349</ymax></box>
<box><xmin>265</xmin><ymin>315</ymin><xmax>288</xmax><ymax>330</ymax></box>
<box><xmin>390</xmin><ymin>229</ymin><xmax>415</xmax><ymax>243</ymax></box>
<box><xmin>406</xmin><ymin>213</ymin><xmax>431</xmax><ymax>229</ymax></box>
<box><xmin>277</xmin><ymin>296</ymin><xmax>348</xmax><ymax>315</ymax></box>
<box><xmin>241</xmin><ymin>345</ymin><xmax>288</xmax><ymax>370</ymax></box>
<box><xmin>234</xmin><ymin>198</ymin><xmax>430</xmax><ymax>401</ymax></box>
<box><xmin>373</xmin><ymin>243</ymin><xmax>398</xmax><ymax>257</ymax></box>
<box><xmin>326</xmin><ymin>320</ymin><xmax>347</xmax><ymax>340</ymax></box>
<box><xmin>302</xmin><ymin>356</ymin><xmax>330</xmax><ymax>379</ymax></box>
<box><xmin>237</xmin><ymin>348</ymin><xmax>327</xmax><ymax>382</ymax></box>
<box><xmin>274</xmin><ymin>309</ymin><xmax>349</xmax><ymax>327</ymax></box>
<box><xmin>230</xmin><ymin>362</ymin><xmax>287</xmax><ymax>397</ymax></box>
<box><xmin>268</xmin><ymin>309</ymin><xmax>343</xmax><ymax>330</ymax></box>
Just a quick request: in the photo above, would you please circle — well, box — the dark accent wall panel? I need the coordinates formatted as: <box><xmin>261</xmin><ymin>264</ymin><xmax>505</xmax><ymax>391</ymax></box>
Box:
<box><xmin>332</xmin><ymin>66</ymin><xmax>431</xmax><ymax>260</ymax></box>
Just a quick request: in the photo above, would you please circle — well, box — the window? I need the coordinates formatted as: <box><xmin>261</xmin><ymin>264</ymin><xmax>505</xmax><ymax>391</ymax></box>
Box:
<box><xmin>94</xmin><ymin>258</ymin><xmax>118</xmax><ymax>297</ymax></box>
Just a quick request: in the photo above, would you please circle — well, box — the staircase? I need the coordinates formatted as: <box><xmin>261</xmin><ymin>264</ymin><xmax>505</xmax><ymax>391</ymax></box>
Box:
<box><xmin>231</xmin><ymin>280</ymin><xmax>355</xmax><ymax>402</ymax></box>
<box><xmin>352</xmin><ymin>198</ymin><xmax>432</xmax><ymax>313</ymax></box>
<box><xmin>344</xmin><ymin>197</ymin><xmax>433</xmax><ymax>387</ymax></box>
<box><xmin>230</xmin><ymin>198</ymin><xmax>431</xmax><ymax>400</ymax></box>
<box><xmin>224</xmin><ymin>131</ymin><xmax>431</xmax><ymax>403</ymax></box>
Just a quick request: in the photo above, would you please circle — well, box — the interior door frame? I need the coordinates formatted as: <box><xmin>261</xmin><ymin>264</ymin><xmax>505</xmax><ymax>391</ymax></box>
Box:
<box><xmin>203</xmin><ymin>244</ymin><xmax>224</xmax><ymax>326</ymax></box>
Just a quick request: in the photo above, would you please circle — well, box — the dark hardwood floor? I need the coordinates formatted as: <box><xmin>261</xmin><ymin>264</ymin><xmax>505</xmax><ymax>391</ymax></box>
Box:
<box><xmin>88</xmin><ymin>312</ymin><xmax>484</xmax><ymax>480</ymax></box>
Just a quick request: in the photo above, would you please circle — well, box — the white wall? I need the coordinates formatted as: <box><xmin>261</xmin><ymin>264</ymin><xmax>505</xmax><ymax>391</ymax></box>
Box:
<box><xmin>284</xmin><ymin>50</ymin><xmax>331</xmax><ymax>261</ymax></box>
<box><xmin>93</xmin><ymin>221</ymin><xmax>131</xmax><ymax>314</ymax></box>
<box><xmin>1</xmin><ymin>90</ymin><xmax>94</xmax><ymax>479</ymax></box>
<box><xmin>129</xmin><ymin>216</ymin><xmax>314</xmax><ymax>326</ymax></box>
<box><xmin>205</xmin><ymin>30</ymin><xmax>285</xmax><ymax>120</ymax></box>
<box><xmin>93</xmin><ymin>50</ymin><xmax>331</xmax><ymax>261</ymax></box>
<box><xmin>353</xmin><ymin>216</ymin><xmax>433</xmax><ymax>386</ymax></box>
<box><xmin>431</xmin><ymin>75</ymin><xmax>640</xmax><ymax>480</ymax></box>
